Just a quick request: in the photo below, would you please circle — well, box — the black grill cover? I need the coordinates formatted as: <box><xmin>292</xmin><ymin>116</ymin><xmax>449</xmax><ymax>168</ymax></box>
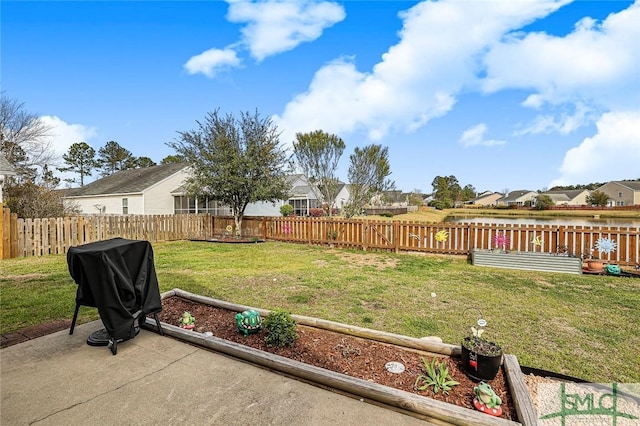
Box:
<box><xmin>67</xmin><ymin>238</ymin><xmax>162</xmax><ymax>341</ymax></box>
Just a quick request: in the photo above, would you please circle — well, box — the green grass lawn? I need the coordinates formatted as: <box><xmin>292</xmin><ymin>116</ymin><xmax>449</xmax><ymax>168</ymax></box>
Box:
<box><xmin>1</xmin><ymin>240</ymin><xmax>638</xmax><ymax>383</ymax></box>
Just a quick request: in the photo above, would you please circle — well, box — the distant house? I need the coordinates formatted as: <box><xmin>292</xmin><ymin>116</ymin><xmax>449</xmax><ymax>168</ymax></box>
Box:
<box><xmin>0</xmin><ymin>153</ymin><xmax>16</xmax><ymax>204</ymax></box>
<box><xmin>496</xmin><ymin>190</ymin><xmax>538</xmax><ymax>207</ymax></box>
<box><xmin>471</xmin><ymin>191</ymin><xmax>503</xmax><ymax>206</ymax></box>
<box><xmin>595</xmin><ymin>180</ymin><xmax>640</xmax><ymax>206</ymax></box>
<box><xmin>371</xmin><ymin>190</ymin><xmax>406</xmax><ymax>207</ymax></box>
<box><xmin>63</xmin><ymin>166</ymin><xmax>351</xmax><ymax>216</ymax></box>
<box><xmin>287</xmin><ymin>175</ymin><xmax>351</xmax><ymax>216</ymax></box>
<box><xmin>64</xmin><ymin>163</ymin><xmax>190</xmax><ymax>215</ymax></box>
<box><xmin>539</xmin><ymin>189</ymin><xmax>590</xmax><ymax>206</ymax></box>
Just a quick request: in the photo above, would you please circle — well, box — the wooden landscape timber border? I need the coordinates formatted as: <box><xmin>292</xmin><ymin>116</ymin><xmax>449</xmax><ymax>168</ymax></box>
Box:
<box><xmin>144</xmin><ymin>288</ymin><xmax>537</xmax><ymax>426</ymax></box>
<box><xmin>471</xmin><ymin>251</ymin><xmax>584</xmax><ymax>274</ymax></box>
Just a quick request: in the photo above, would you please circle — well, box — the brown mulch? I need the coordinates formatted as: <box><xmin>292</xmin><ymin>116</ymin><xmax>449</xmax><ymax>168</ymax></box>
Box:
<box><xmin>1</xmin><ymin>319</ymin><xmax>71</xmax><ymax>349</ymax></box>
<box><xmin>158</xmin><ymin>296</ymin><xmax>517</xmax><ymax>421</ymax></box>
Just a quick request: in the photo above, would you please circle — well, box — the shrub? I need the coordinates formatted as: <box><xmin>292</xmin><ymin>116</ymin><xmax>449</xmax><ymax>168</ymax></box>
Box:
<box><xmin>309</xmin><ymin>208</ymin><xmax>324</xmax><ymax>217</ymax></box>
<box><xmin>264</xmin><ymin>309</ymin><xmax>298</xmax><ymax>348</ymax></box>
<box><xmin>280</xmin><ymin>204</ymin><xmax>294</xmax><ymax>216</ymax></box>
<box><xmin>535</xmin><ymin>194</ymin><xmax>554</xmax><ymax>210</ymax></box>
<box><xmin>379</xmin><ymin>211</ymin><xmax>394</xmax><ymax>217</ymax></box>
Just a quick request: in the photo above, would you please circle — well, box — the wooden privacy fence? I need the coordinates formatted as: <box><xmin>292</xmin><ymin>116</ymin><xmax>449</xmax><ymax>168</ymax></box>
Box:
<box><xmin>1</xmin><ymin>209</ymin><xmax>213</xmax><ymax>258</ymax></box>
<box><xmin>2</xmin><ymin>208</ymin><xmax>639</xmax><ymax>266</ymax></box>
<box><xmin>265</xmin><ymin>217</ymin><xmax>640</xmax><ymax>267</ymax></box>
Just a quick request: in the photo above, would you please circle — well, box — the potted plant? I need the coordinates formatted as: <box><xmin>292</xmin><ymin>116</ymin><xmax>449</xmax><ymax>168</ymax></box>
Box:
<box><xmin>460</xmin><ymin>310</ymin><xmax>503</xmax><ymax>381</ymax></box>
<box><xmin>583</xmin><ymin>237</ymin><xmax>617</xmax><ymax>272</ymax></box>
<box><xmin>582</xmin><ymin>244</ymin><xmax>600</xmax><ymax>271</ymax></box>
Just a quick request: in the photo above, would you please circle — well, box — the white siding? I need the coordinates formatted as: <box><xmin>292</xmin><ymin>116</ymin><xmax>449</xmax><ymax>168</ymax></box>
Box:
<box><xmin>69</xmin><ymin>194</ymin><xmax>144</xmax><ymax>215</ymax></box>
<box><xmin>143</xmin><ymin>169</ymin><xmax>190</xmax><ymax>214</ymax></box>
<box><xmin>245</xmin><ymin>200</ymin><xmax>286</xmax><ymax>216</ymax></box>
<box><xmin>335</xmin><ymin>186</ymin><xmax>351</xmax><ymax>210</ymax></box>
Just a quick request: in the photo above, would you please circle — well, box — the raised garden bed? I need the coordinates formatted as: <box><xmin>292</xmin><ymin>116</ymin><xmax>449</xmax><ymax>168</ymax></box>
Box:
<box><xmin>144</xmin><ymin>289</ymin><xmax>537</xmax><ymax>425</ymax></box>
<box><xmin>471</xmin><ymin>250</ymin><xmax>583</xmax><ymax>274</ymax></box>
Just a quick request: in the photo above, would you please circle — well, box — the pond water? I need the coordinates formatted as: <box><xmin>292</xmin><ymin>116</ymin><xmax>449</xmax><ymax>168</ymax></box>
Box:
<box><xmin>444</xmin><ymin>215</ymin><xmax>640</xmax><ymax>228</ymax></box>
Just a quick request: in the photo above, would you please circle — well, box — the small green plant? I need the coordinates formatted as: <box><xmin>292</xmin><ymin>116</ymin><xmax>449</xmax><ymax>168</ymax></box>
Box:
<box><xmin>263</xmin><ymin>309</ymin><xmax>298</xmax><ymax>348</ymax></box>
<box><xmin>379</xmin><ymin>211</ymin><xmax>394</xmax><ymax>217</ymax></box>
<box><xmin>279</xmin><ymin>204</ymin><xmax>294</xmax><ymax>217</ymax></box>
<box><xmin>414</xmin><ymin>358</ymin><xmax>460</xmax><ymax>395</ymax></box>
<box><xmin>327</xmin><ymin>228</ymin><xmax>338</xmax><ymax>240</ymax></box>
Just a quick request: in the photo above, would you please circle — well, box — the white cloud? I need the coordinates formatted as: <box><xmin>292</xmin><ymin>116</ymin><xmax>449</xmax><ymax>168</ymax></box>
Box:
<box><xmin>549</xmin><ymin>111</ymin><xmax>640</xmax><ymax>187</ymax></box>
<box><xmin>483</xmin><ymin>1</ymin><xmax>640</xmax><ymax>111</ymax></box>
<box><xmin>183</xmin><ymin>47</ymin><xmax>241</xmax><ymax>78</ymax></box>
<box><xmin>275</xmin><ymin>0</ymin><xmax>567</xmax><ymax>144</ymax></box>
<box><xmin>184</xmin><ymin>0</ymin><xmax>344</xmax><ymax>78</ymax></box>
<box><xmin>40</xmin><ymin>116</ymin><xmax>97</xmax><ymax>160</ymax></box>
<box><xmin>39</xmin><ymin>116</ymin><xmax>97</xmax><ymax>185</ymax></box>
<box><xmin>459</xmin><ymin>123</ymin><xmax>506</xmax><ymax>148</ymax></box>
<box><xmin>514</xmin><ymin>102</ymin><xmax>596</xmax><ymax>136</ymax></box>
<box><xmin>227</xmin><ymin>0</ymin><xmax>345</xmax><ymax>61</ymax></box>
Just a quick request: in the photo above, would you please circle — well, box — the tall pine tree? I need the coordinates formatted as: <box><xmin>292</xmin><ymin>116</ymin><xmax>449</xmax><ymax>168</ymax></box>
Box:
<box><xmin>58</xmin><ymin>142</ymin><xmax>98</xmax><ymax>186</ymax></box>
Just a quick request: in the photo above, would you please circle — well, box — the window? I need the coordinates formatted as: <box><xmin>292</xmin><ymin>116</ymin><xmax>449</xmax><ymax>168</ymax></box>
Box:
<box><xmin>616</xmin><ymin>201</ymin><xmax>624</xmax><ymax>206</ymax></box>
<box><xmin>173</xmin><ymin>195</ymin><xmax>232</xmax><ymax>215</ymax></box>
<box><xmin>618</xmin><ymin>192</ymin><xmax>623</xmax><ymax>198</ymax></box>
<box><xmin>122</xmin><ymin>198</ymin><xmax>128</xmax><ymax>214</ymax></box>
<box><xmin>288</xmin><ymin>198</ymin><xmax>320</xmax><ymax>216</ymax></box>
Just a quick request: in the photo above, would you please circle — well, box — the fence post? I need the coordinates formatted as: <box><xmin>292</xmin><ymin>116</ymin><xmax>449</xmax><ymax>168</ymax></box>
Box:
<box><xmin>1</xmin><ymin>205</ymin><xmax>8</xmax><ymax>259</ymax></box>
<box><xmin>393</xmin><ymin>222</ymin><xmax>400</xmax><ymax>253</ymax></box>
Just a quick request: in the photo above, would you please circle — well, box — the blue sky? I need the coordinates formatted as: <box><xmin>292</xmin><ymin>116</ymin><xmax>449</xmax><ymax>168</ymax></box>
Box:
<box><xmin>3</xmin><ymin>0</ymin><xmax>639</xmax><ymax>194</ymax></box>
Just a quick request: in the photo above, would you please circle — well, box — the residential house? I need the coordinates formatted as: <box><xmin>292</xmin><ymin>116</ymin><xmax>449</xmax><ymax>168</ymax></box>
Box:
<box><xmin>539</xmin><ymin>189</ymin><xmax>590</xmax><ymax>206</ymax></box>
<box><xmin>287</xmin><ymin>175</ymin><xmax>350</xmax><ymax>215</ymax></box>
<box><xmin>595</xmin><ymin>180</ymin><xmax>640</xmax><ymax>206</ymax></box>
<box><xmin>64</xmin><ymin>166</ymin><xmax>351</xmax><ymax>216</ymax></box>
<box><xmin>471</xmin><ymin>191</ymin><xmax>503</xmax><ymax>206</ymax></box>
<box><xmin>64</xmin><ymin>163</ymin><xmax>191</xmax><ymax>215</ymax></box>
<box><xmin>496</xmin><ymin>190</ymin><xmax>538</xmax><ymax>207</ymax></box>
<box><xmin>370</xmin><ymin>190</ymin><xmax>406</xmax><ymax>207</ymax></box>
<box><xmin>0</xmin><ymin>153</ymin><xmax>16</xmax><ymax>204</ymax></box>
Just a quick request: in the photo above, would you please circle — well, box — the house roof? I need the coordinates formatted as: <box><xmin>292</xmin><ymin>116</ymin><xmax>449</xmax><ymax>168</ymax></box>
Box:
<box><xmin>0</xmin><ymin>153</ymin><xmax>16</xmax><ymax>175</ymax></box>
<box><xmin>474</xmin><ymin>191</ymin><xmax>502</xmax><ymax>201</ymax></box>
<box><xmin>612</xmin><ymin>180</ymin><xmax>640</xmax><ymax>191</ymax></box>
<box><xmin>498</xmin><ymin>190</ymin><xmax>536</xmax><ymax>202</ymax></box>
<box><xmin>544</xmin><ymin>193</ymin><xmax>570</xmax><ymax>203</ymax></box>
<box><xmin>290</xmin><ymin>185</ymin><xmax>315</xmax><ymax>197</ymax></box>
<box><xmin>541</xmin><ymin>189</ymin><xmax>587</xmax><ymax>202</ymax></box>
<box><xmin>65</xmin><ymin>163</ymin><xmax>188</xmax><ymax>197</ymax></box>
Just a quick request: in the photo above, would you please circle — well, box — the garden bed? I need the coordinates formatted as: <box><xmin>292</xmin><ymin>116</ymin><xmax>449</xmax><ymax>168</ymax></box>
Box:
<box><xmin>144</xmin><ymin>289</ymin><xmax>537</xmax><ymax>425</ymax></box>
<box><xmin>471</xmin><ymin>250</ymin><xmax>583</xmax><ymax>274</ymax></box>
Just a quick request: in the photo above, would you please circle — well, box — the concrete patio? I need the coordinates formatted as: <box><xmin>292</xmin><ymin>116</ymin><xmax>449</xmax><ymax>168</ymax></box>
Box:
<box><xmin>1</xmin><ymin>320</ymin><xmax>431</xmax><ymax>425</ymax></box>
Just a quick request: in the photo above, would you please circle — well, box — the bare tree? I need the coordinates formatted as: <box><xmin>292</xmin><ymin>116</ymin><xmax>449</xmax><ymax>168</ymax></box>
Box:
<box><xmin>343</xmin><ymin>144</ymin><xmax>394</xmax><ymax>217</ymax></box>
<box><xmin>0</xmin><ymin>92</ymin><xmax>55</xmax><ymax>179</ymax></box>
<box><xmin>293</xmin><ymin>130</ymin><xmax>345</xmax><ymax>216</ymax></box>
